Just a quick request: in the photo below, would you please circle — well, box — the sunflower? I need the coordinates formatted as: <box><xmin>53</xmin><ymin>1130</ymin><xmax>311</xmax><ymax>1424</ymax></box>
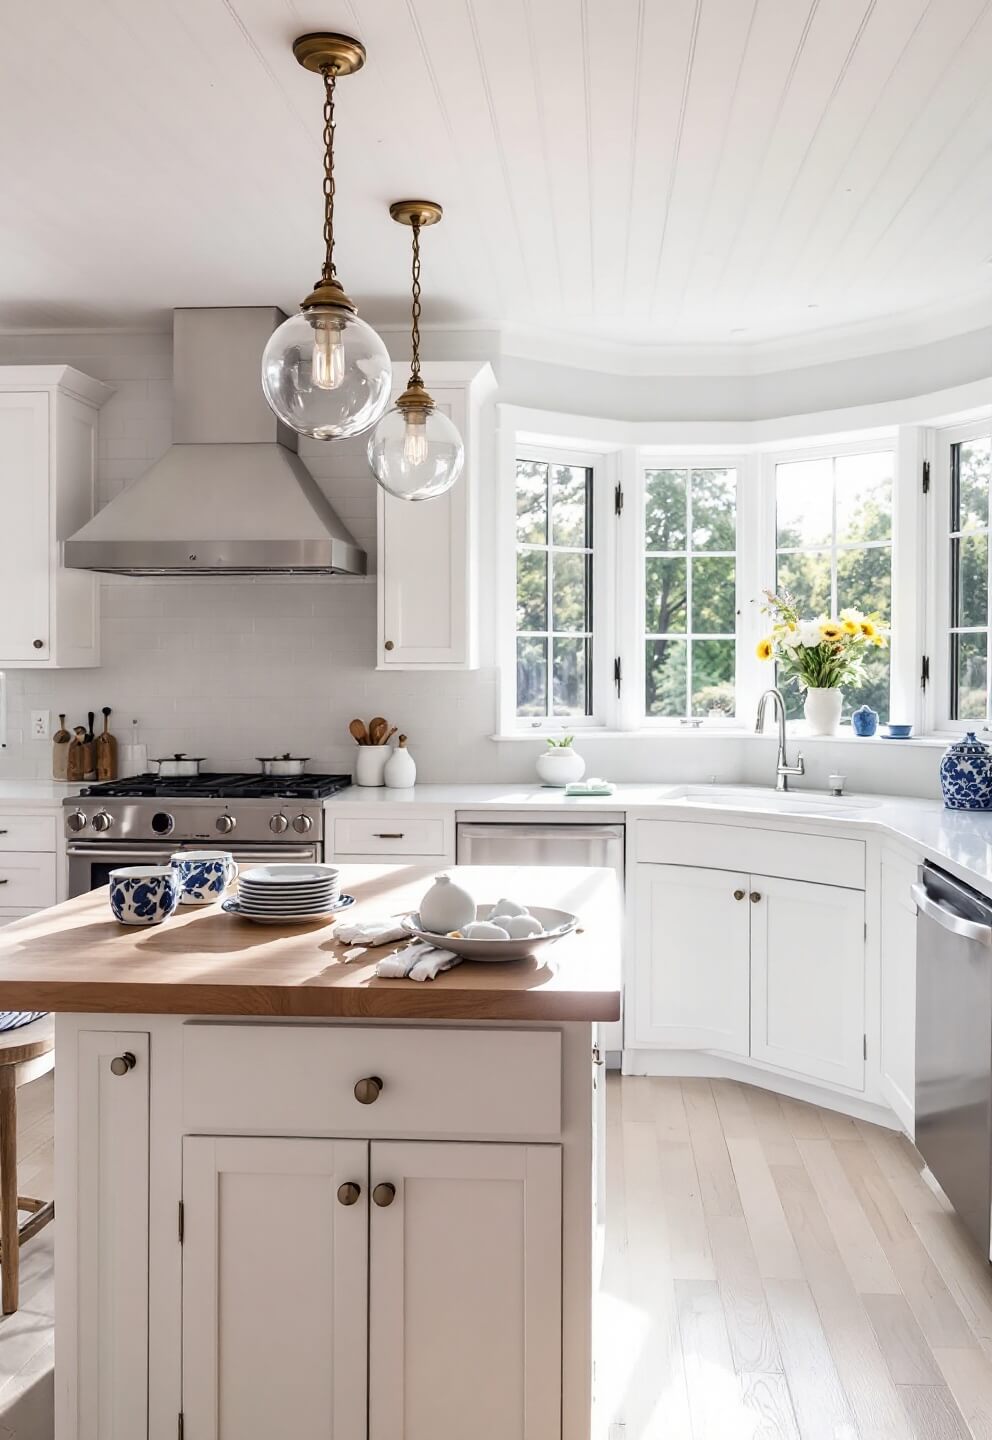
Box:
<box><xmin>819</xmin><ymin>622</ymin><xmax>843</xmax><ymax>642</ymax></box>
<box><xmin>872</xmin><ymin>632</ymin><xmax>886</xmax><ymax>647</ymax></box>
<box><xmin>842</xmin><ymin>619</ymin><xmax>859</xmax><ymax>635</ymax></box>
<box><xmin>859</xmin><ymin>620</ymin><xmax>878</xmax><ymax>640</ymax></box>
<box><xmin>756</xmin><ymin>637</ymin><xmax>774</xmax><ymax>661</ymax></box>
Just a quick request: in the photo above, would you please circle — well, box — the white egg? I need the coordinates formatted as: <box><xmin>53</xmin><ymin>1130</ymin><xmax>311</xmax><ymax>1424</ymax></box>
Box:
<box><xmin>504</xmin><ymin>914</ymin><xmax>543</xmax><ymax>938</ymax></box>
<box><xmin>488</xmin><ymin>914</ymin><xmax>516</xmax><ymax>930</ymax></box>
<box><xmin>488</xmin><ymin>897</ymin><xmax>529</xmax><ymax>918</ymax></box>
<box><xmin>462</xmin><ymin>921</ymin><xmax>511</xmax><ymax>940</ymax></box>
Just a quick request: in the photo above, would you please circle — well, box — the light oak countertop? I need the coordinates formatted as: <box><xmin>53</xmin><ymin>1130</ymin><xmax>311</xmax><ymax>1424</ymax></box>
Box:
<box><xmin>0</xmin><ymin>864</ymin><xmax>620</xmax><ymax>1022</ymax></box>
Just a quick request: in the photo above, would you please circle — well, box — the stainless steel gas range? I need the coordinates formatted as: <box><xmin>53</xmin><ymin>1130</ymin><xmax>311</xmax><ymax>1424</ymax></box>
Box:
<box><xmin>64</xmin><ymin>772</ymin><xmax>351</xmax><ymax>897</ymax></box>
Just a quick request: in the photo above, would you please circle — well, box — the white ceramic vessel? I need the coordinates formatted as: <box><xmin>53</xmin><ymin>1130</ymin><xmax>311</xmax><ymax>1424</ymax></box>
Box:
<box><xmin>803</xmin><ymin>687</ymin><xmax>843</xmax><ymax>736</ymax></box>
<box><xmin>355</xmin><ymin>746</ymin><xmax>390</xmax><ymax>787</ymax></box>
<box><xmin>418</xmin><ymin>873</ymin><xmax>476</xmax><ymax>934</ymax></box>
<box><xmin>535</xmin><ymin>745</ymin><xmax>586</xmax><ymax>787</ymax></box>
<box><xmin>384</xmin><ymin>737</ymin><xmax>417</xmax><ymax>789</ymax></box>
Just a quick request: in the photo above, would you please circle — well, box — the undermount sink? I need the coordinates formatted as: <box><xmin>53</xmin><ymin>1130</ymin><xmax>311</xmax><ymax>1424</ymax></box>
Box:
<box><xmin>670</xmin><ymin>786</ymin><xmax>881</xmax><ymax>814</ymax></box>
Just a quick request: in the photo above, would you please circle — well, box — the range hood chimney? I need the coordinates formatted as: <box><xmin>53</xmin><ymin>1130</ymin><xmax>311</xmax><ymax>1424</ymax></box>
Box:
<box><xmin>64</xmin><ymin>307</ymin><xmax>367</xmax><ymax>576</ymax></box>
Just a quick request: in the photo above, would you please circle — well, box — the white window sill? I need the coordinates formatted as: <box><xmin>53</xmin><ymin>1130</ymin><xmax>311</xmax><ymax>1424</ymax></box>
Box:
<box><xmin>490</xmin><ymin>728</ymin><xmax>953</xmax><ymax>748</ymax></box>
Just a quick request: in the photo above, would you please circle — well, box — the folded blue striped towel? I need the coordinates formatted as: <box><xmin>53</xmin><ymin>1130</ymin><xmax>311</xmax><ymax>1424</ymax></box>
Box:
<box><xmin>0</xmin><ymin>1012</ymin><xmax>47</xmax><ymax>1033</ymax></box>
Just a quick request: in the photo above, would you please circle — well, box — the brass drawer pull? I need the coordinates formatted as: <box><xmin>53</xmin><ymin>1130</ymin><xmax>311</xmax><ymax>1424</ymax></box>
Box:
<box><xmin>372</xmin><ymin>1182</ymin><xmax>396</xmax><ymax>1207</ymax></box>
<box><xmin>337</xmin><ymin>1182</ymin><xmax>362</xmax><ymax>1206</ymax></box>
<box><xmin>733</xmin><ymin>889</ymin><xmax>745</xmax><ymax>901</ymax></box>
<box><xmin>384</xmin><ymin>640</ymin><xmax>395</xmax><ymax>651</ymax></box>
<box><xmin>110</xmin><ymin>1052</ymin><xmax>136</xmax><ymax>1076</ymax></box>
<box><xmin>354</xmin><ymin>1075</ymin><xmax>383</xmax><ymax>1105</ymax></box>
<box><xmin>750</xmin><ymin>891</ymin><xmax>761</xmax><ymax>903</ymax></box>
<box><xmin>374</xmin><ymin>833</ymin><xmax>405</xmax><ymax>840</ymax></box>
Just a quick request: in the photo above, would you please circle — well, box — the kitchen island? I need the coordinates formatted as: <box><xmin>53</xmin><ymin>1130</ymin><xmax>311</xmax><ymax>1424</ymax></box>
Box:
<box><xmin>0</xmin><ymin>863</ymin><xmax>619</xmax><ymax>1440</ymax></box>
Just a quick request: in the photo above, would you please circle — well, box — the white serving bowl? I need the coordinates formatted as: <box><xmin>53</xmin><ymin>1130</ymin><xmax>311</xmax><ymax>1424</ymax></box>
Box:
<box><xmin>401</xmin><ymin>904</ymin><xmax>578</xmax><ymax>962</ymax></box>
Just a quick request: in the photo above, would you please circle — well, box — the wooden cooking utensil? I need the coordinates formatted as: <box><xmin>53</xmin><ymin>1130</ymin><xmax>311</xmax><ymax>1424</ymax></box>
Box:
<box><xmin>66</xmin><ymin>728</ymin><xmax>88</xmax><ymax>783</ymax></box>
<box><xmin>381</xmin><ymin>726</ymin><xmax>398</xmax><ymax>745</ymax></box>
<box><xmin>369</xmin><ymin>717</ymin><xmax>388</xmax><ymax>745</ymax></box>
<box><xmin>52</xmin><ymin>714</ymin><xmax>70</xmax><ymax>782</ymax></box>
<box><xmin>349</xmin><ymin>718</ymin><xmax>369</xmax><ymax>746</ymax></box>
<box><xmin>95</xmin><ymin>707</ymin><xmax>118</xmax><ymax>781</ymax></box>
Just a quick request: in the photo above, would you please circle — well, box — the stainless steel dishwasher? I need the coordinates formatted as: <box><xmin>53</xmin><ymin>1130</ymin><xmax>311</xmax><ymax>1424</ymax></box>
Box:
<box><xmin>914</xmin><ymin>862</ymin><xmax>992</xmax><ymax>1258</ymax></box>
<box><xmin>456</xmin><ymin>812</ymin><xmax>625</xmax><ymax>1058</ymax></box>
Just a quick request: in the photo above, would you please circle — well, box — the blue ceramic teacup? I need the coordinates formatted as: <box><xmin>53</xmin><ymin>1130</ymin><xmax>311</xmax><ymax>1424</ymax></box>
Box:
<box><xmin>171</xmin><ymin>850</ymin><xmax>239</xmax><ymax>906</ymax></box>
<box><xmin>109</xmin><ymin>866</ymin><xmax>182</xmax><ymax>927</ymax></box>
<box><xmin>883</xmin><ymin>722</ymin><xmax>913</xmax><ymax>738</ymax></box>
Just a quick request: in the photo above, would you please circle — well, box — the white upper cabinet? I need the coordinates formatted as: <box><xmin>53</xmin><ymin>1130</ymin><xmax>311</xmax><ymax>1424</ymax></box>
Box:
<box><xmin>377</xmin><ymin>362</ymin><xmax>495</xmax><ymax>669</ymax></box>
<box><xmin>0</xmin><ymin>367</ymin><xmax>110</xmax><ymax>667</ymax></box>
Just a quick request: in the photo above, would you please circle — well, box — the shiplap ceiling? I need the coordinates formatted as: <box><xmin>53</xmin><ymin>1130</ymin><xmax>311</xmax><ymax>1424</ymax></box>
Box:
<box><xmin>3</xmin><ymin>0</ymin><xmax>992</xmax><ymax>357</ymax></box>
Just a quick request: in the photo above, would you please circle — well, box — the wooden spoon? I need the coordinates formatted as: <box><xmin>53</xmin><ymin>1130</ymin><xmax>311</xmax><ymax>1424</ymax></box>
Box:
<box><xmin>369</xmin><ymin>717</ymin><xmax>388</xmax><ymax>745</ymax></box>
<box><xmin>349</xmin><ymin>718</ymin><xmax>369</xmax><ymax>746</ymax></box>
<box><xmin>381</xmin><ymin>725</ymin><xmax>398</xmax><ymax>745</ymax></box>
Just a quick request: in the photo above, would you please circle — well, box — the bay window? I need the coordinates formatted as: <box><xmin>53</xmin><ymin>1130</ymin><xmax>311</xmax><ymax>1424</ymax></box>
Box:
<box><xmin>933</xmin><ymin>424</ymin><xmax>992</xmax><ymax>728</ymax></box>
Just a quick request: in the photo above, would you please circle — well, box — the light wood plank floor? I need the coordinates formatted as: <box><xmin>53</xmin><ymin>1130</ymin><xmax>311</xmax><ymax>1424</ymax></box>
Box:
<box><xmin>597</xmin><ymin>1075</ymin><xmax>992</xmax><ymax>1440</ymax></box>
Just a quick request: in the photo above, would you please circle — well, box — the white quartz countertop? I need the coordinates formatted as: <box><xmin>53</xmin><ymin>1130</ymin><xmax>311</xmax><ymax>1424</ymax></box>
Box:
<box><xmin>326</xmin><ymin>782</ymin><xmax>992</xmax><ymax>898</ymax></box>
<box><xmin>0</xmin><ymin>779</ymin><xmax>82</xmax><ymax>806</ymax></box>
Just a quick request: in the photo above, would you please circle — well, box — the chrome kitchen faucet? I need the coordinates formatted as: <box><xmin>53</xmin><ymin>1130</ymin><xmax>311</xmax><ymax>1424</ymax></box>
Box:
<box><xmin>755</xmin><ymin>687</ymin><xmax>805</xmax><ymax>792</ymax></box>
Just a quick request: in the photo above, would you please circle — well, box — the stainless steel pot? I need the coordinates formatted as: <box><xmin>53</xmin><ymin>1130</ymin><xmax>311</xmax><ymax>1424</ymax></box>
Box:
<box><xmin>256</xmin><ymin>754</ymin><xmax>310</xmax><ymax>777</ymax></box>
<box><xmin>150</xmin><ymin>753</ymin><xmax>205</xmax><ymax>778</ymax></box>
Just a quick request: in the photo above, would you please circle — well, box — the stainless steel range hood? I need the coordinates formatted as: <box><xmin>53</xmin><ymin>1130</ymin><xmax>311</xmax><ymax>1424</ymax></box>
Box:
<box><xmin>64</xmin><ymin>307</ymin><xmax>367</xmax><ymax>576</ymax></box>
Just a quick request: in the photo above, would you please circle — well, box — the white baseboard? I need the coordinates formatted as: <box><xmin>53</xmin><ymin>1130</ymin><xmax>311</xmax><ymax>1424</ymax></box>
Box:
<box><xmin>620</xmin><ymin>1048</ymin><xmax>903</xmax><ymax>1131</ymax></box>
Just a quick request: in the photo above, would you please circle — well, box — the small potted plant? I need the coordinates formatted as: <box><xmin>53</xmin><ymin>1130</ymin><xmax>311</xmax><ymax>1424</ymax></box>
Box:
<box><xmin>535</xmin><ymin>735</ymin><xmax>586</xmax><ymax>787</ymax></box>
<box><xmin>756</xmin><ymin>590</ymin><xmax>888</xmax><ymax>736</ymax></box>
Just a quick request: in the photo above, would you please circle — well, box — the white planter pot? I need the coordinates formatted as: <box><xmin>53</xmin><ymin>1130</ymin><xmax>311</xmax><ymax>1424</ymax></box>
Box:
<box><xmin>804</xmin><ymin>687</ymin><xmax>843</xmax><ymax>736</ymax></box>
<box><xmin>535</xmin><ymin>747</ymin><xmax>586</xmax><ymax>787</ymax></box>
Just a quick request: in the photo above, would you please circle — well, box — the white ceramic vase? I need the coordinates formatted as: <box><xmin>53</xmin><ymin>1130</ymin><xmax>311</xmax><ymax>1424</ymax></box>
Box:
<box><xmin>384</xmin><ymin>737</ymin><xmax>417</xmax><ymax>789</ymax></box>
<box><xmin>804</xmin><ymin>687</ymin><xmax>843</xmax><ymax>736</ymax></box>
<box><xmin>355</xmin><ymin>746</ymin><xmax>389</xmax><ymax>787</ymax></box>
<box><xmin>535</xmin><ymin>746</ymin><xmax>586</xmax><ymax>787</ymax></box>
<box><xmin>419</xmin><ymin>873</ymin><xmax>476</xmax><ymax>934</ymax></box>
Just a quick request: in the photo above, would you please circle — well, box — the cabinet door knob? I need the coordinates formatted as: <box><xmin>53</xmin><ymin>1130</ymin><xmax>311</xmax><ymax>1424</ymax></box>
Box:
<box><xmin>733</xmin><ymin>889</ymin><xmax>745</xmax><ymax>901</ymax></box>
<box><xmin>384</xmin><ymin>640</ymin><xmax>395</xmax><ymax>651</ymax></box>
<box><xmin>110</xmin><ymin>1052</ymin><xmax>136</xmax><ymax>1076</ymax></box>
<box><xmin>32</xmin><ymin>639</ymin><xmax>44</xmax><ymax>650</ymax></box>
<box><xmin>337</xmin><ymin>1182</ymin><xmax>362</xmax><ymax>1206</ymax></box>
<box><xmin>372</xmin><ymin>1182</ymin><xmax>396</xmax><ymax>1208</ymax></box>
<box><xmin>354</xmin><ymin>1075</ymin><xmax>383</xmax><ymax>1105</ymax></box>
<box><xmin>749</xmin><ymin>891</ymin><xmax>761</xmax><ymax>903</ymax></box>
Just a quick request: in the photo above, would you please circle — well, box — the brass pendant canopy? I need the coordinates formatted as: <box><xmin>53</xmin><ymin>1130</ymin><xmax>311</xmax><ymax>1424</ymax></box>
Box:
<box><xmin>389</xmin><ymin>200</ymin><xmax>444</xmax><ymax>229</ymax></box>
<box><xmin>292</xmin><ymin>33</ymin><xmax>366</xmax><ymax>76</ymax></box>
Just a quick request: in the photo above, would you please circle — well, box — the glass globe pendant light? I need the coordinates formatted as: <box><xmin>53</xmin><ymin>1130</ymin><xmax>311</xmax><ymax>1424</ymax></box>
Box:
<box><xmin>368</xmin><ymin>201</ymin><xmax>465</xmax><ymax>501</ymax></box>
<box><xmin>261</xmin><ymin>34</ymin><xmax>391</xmax><ymax>441</ymax></box>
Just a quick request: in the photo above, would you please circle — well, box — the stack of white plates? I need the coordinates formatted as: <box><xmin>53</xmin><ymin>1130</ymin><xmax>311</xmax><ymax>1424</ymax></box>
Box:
<box><xmin>221</xmin><ymin>864</ymin><xmax>353</xmax><ymax>925</ymax></box>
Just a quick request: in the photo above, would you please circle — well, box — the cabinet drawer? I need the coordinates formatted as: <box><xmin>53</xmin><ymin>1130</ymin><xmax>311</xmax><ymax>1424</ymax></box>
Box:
<box><xmin>0</xmin><ymin>852</ymin><xmax>57</xmax><ymax>909</ymax></box>
<box><xmin>636</xmin><ymin>819</ymin><xmax>864</xmax><ymax>889</ymax></box>
<box><xmin>332</xmin><ymin>816</ymin><xmax>449</xmax><ymax>857</ymax></box>
<box><xmin>182</xmin><ymin>1024</ymin><xmax>561</xmax><ymax>1140</ymax></box>
<box><xmin>0</xmin><ymin>813</ymin><xmax>58</xmax><ymax>853</ymax></box>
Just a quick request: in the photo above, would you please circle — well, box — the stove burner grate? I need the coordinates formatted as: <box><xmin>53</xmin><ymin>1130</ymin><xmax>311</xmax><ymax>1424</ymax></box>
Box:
<box><xmin>79</xmin><ymin>772</ymin><xmax>352</xmax><ymax>801</ymax></box>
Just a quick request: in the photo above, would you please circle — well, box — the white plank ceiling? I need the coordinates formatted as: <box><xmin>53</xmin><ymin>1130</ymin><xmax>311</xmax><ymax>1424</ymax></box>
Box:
<box><xmin>2</xmin><ymin>0</ymin><xmax>992</xmax><ymax>353</ymax></box>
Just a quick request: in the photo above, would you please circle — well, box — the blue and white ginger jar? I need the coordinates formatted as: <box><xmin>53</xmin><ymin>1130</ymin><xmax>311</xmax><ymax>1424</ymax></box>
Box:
<box><xmin>939</xmin><ymin>732</ymin><xmax>992</xmax><ymax>810</ymax></box>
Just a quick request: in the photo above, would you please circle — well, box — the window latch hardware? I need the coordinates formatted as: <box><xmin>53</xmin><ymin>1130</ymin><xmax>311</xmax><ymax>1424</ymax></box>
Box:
<box><xmin>921</xmin><ymin>654</ymin><xmax>930</xmax><ymax>690</ymax></box>
<box><xmin>613</xmin><ymin>656</ymin><xmax>622</xmax><ymax>697</ymax></box>
<box><xmin>922</xmin><ymin>459</ymin><xmax>930</xmax><ymax>494</ymax></box>
<box><xmin>614</xmin><ymin>483</ymin><xmax>624</xmax><ymax>517</ymax></box>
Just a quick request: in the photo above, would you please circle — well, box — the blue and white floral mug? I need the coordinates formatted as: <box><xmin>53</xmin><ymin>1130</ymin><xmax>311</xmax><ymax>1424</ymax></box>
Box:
<box><xmin>109</xmin><ymin>866</ymin><xmax>182</xmax><ymax>927</ymax></box>
<box><xmin>171</xmin><ymin>850</ymin><xmax>239</xmax><ymax>906</ymax></box>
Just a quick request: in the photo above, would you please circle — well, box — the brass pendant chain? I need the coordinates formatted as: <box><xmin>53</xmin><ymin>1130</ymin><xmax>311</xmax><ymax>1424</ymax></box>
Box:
<box><xmin>320</xmin><ymin>65</ymin><xmax>338</xmax><ymax>286</ymax></box>
<box><xmin>409</xmin><ymin>219</ymin><xmax>422</xmax><ymax>384</ymax></box>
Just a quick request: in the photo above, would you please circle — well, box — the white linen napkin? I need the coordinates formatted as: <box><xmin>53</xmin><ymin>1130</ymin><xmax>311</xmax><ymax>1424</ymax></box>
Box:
<box><xmin>375</xmin><ymin>940</ymin><xmax>461</xmax><ymax>982</ymax></box>
<box><xmin>335</xmin><ymin>917</ymin><xmax>409</xmax><ymax>948</ymax></box>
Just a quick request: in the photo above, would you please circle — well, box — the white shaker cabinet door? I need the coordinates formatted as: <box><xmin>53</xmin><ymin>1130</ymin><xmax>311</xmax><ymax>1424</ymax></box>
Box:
<box><xmin>377</xmin><ymin>388</ymin><xmax>475</xmax><ymax>668</ymax></box>
<box><xmin>182</xmin><ymin>1136</ymin><xmax>368</xmax><ymax>1440</ymax></box>
<box><xmin>0</xmin><ymin>392</ymin><xmax>50</xmax><ymax>662</ymax></box>
<box><xmin>67</xmin><ymin>1029</ymin><xmax>150</xmax><ymax>1440</ymax></box>
<box><xmin>631</xmin><ymin>862</ymin><xmax>751</xmax><ymax>1054</ymax></box>
<box><xmin>750</xmin><ymin>874</ymin><xmax>865</xmax><ymax>1090</ymax></box>
<box><xmin>369</xmin><ymin>1141</ymin><xmax>562</xmax><ymax>1440</ymax></box>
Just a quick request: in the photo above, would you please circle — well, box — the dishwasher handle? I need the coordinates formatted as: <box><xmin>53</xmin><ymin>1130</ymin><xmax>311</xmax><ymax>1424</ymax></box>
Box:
<box><xmin>456</xmin><ymin>823</ymin><xmax>624</xmax><ymax>842</ymax></box>
<box><xmin>911</xmin><ymin>882</ymin><xmax>992</xmax><ymax>947</ymax></box>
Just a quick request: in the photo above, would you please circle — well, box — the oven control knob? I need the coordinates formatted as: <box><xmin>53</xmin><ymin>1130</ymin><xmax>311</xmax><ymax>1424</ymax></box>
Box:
<box><xmin>269</xmin><ymin>813</ymin><xmax>289</xmax><ymax>834</ymax></box>
<box><xmin>216</xmin><ymin>813</ymin><xmax>236</xmax><ymax>835</ymax></box>
<box><xmin>66</xmin><ymin>810</ymin><xmax>88</xmax><ymax>833</ymax></box>
<box><xmin>151</xmin><ymin>812</ymin><xmax>175</xmax><ymax>836</ymax></box>
<box><xmin>91</xmin><ymin>811</ymin><xmax>114</xmax><ymax>833</ymax></box>
<box><xmin>292</xmin><ymin>814</ymin><xmax>313</xmax><ymax>834</ymax></box>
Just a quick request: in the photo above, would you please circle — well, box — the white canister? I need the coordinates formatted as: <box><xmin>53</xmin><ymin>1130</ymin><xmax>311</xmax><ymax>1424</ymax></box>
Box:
<box><xmin>384</xmin><ymin>736</ymin><xmax>417</xmax><ymax>789</ymax></box>
<box><xmin>535</xmin><ymin>744</ymin><xmax>586</xmax><ymax>787</ymax></box>
<box><xmin>355</xmin><ymin>746</ymin><xmax>390</xmax><ymax>787</ymax></box>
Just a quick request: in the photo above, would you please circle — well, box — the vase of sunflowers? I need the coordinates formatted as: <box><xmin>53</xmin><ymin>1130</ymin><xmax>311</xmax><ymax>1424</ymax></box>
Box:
<box><xmin>756</xmin><ymin>590</ymin><xmax>888</xmax><ymax>737</ymax></box>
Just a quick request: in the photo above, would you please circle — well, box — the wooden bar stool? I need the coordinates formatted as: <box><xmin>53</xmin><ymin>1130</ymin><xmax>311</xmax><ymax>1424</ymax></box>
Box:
<box><xmin>0</xmin><ymin>1015</ymin><xmax>55</xmax><ymax>1315</ymax></box>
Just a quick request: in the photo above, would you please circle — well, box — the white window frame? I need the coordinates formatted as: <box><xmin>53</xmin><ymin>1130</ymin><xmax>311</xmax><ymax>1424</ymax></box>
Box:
<box><xmin>501</xmin><ymin>442</ymin><xmax>619</xmax><ymax>734</ymax></box>
<box><xmin>633</xmin><ymin>450</ymin><xmax>749</xmax><ymax>729</ymax></box>
<box><xmin>928</xmin><ymin>417</ymin><xmax>992</xmax><ymax>734</ymax></box>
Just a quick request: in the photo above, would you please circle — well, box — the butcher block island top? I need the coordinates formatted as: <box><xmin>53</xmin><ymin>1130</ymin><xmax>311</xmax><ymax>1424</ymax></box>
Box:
<box><xmin>0</xmin><ymin>863</ymin><xmax>620</xmax><ymax>1021</ymax></box>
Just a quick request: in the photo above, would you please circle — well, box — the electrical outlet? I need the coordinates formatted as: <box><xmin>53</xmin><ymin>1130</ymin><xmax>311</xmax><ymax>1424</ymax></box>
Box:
<box><xmin>30</xmin><ymin>709</ymin><xmax>50</xmax><ymax>740</ymax></box>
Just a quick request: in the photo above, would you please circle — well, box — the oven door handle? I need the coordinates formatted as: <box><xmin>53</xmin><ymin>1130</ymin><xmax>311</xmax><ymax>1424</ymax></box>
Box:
<box><xmin>67</xmin><ymin>844</ymin><xmax>321</xmax><ymax>863</ymax></box>
<box><xmin>67</xmin><ymin>845</ymin><xmax>176</xmax><ymax>864</ymax></box>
